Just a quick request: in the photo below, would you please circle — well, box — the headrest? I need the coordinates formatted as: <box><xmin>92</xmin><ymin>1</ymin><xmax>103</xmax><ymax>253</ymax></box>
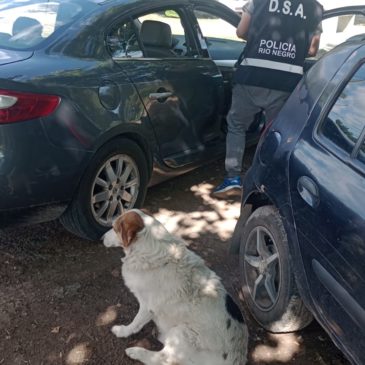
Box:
<box><xmin>12</xmin><ymin>17</ymin><xmax>42</xmax><ymax>36</ymax></box>
<box><xmin>141</xmin><ymin>20</ymin><xmax>172</xmax><ymax>48</ymax></box>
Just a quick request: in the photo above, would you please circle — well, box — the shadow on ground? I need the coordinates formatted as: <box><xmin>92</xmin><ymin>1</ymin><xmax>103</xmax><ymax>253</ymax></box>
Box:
<box><xmin>0</xmin><ymin>157</ymin><xmax>349</xmax><ymax>365</ymax></box>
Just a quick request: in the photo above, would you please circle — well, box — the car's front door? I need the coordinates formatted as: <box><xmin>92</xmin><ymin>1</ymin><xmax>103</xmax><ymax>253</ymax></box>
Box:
<box><xmin>107</xmin><ymin>4</ymin><xmax>226</xmax><ymax>169</ymax></box>
<box><xmin>288</xmin><ymin>52</ymin><xmax>365</xmax><ymax>364</ymax></box>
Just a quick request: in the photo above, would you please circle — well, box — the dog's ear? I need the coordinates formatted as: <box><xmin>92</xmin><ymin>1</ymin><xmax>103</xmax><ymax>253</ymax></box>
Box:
<box><xmin>114</xmin><ymin>211</ymin><xmax>144</xmax><ymax>247</ymax></box>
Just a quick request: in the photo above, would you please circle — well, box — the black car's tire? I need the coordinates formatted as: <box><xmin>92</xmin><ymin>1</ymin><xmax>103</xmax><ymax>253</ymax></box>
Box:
<box><xmin>239</xmin><ymin>205</ymin><xmax>313</xmax><ymax>332</ymax></box>
<box><xmin>60</xmin><ymin>138</ymin><xmax>148</xmax><ymax>240</ymax></box>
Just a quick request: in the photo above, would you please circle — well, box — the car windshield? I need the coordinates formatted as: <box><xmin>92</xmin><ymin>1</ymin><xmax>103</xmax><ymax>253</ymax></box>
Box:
<box><xmin>0</xmin><ymin>0</ymin><xmax>100</xmax><ymax>50</ymax></box>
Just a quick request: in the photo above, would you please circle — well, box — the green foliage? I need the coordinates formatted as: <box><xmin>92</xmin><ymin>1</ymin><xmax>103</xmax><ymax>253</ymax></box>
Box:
<box><xmin>165</xmin><ymin>10</ymin><xmax>179</xmax><ymax>18</ymax></box>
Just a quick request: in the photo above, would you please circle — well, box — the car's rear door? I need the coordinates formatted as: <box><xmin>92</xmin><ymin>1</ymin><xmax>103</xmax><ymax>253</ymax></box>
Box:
<box><xmin>107</xmin><ymin>1</ymin><xmax>226</xmax><ymax>169</ymax></box>
<box><xmin>288</xmin><ymin>47</ymin><xmax>365</xmax><ymax>364</ymax></box>
<box><xmin>190</xmin><ymin>1</ymin><xmax>242</xmax><ymax>116</ymax></box>
<box><xmin>190</xmin><ymin>1</ymin><xmax>264</xmax><ymax>141</ymax></box>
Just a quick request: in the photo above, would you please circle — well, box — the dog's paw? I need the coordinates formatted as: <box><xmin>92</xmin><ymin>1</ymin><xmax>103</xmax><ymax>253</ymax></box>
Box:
<box><xmin>111</xmin><ymin>325</ymin><xmax>130</xmax><ymax>338</ymax></box>
<box><xmin>125</xmin><ymin>346</ymin><xmax>145</xmax><ymax>361</ymax></box>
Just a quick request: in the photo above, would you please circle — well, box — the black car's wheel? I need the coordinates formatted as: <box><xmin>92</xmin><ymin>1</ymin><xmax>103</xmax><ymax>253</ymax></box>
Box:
<box><xmin>239</xmin><ymin>205</ymin><xmax>313</xmax><ymax>332</ymax></box>
<box><xmin>60</xmin><ymin>138</ymin><xmax>148</xmax><ymax>240</ymax></box>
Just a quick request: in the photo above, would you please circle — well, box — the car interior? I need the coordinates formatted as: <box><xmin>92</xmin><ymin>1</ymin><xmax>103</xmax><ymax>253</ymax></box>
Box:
<box><xmin>107</xmin><ymin>11</ymin><xmax>191</xmax><ymax>59</ymax></box>
<box><xmin>139</xmin><ymin>20</ymin><xmax>177</xmax><ymax>58</ymax></box>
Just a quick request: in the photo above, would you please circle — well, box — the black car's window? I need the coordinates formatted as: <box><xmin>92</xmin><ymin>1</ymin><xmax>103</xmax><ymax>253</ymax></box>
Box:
<box><xmin>107</xmin><ymin>9</ymin><xmax>194</xmax><ymax>59</ymax></box>
<box><xmin>319</xmin><ymin>63</ymin><xmax>365</xmax><ymax>157</ymax></box>
<box><xmin>193</xmin><ymin>9</ymin><xmax>243</xmax><ymax>60</ymax></box>
<box><xmin>137</xmin><ymin>10</ymin><xmax>193</xmax><ymax>58</ymax></box>
<box><xmin>0</xmin><ymin>0</ymin><xmax>96</xmax><ymax>50</ymax></box>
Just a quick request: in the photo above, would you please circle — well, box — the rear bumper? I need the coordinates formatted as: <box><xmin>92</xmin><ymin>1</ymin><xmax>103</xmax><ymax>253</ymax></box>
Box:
<box><xmin>0</xmin><ymin>202</ymin><xmax>68</xmax><ymax>228</ymax></box>
<box><xmin>0</xmin><ymin>118</ymin><xmax>91</xmax><ymax>224</ymax></box>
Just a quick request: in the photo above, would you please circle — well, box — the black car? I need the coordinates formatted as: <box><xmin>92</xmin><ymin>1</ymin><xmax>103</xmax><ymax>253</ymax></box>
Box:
<box><xmin>231</xmin><ymin>32</ymin><xmax>365</xmax><ymax>364</ymax></box>
<box><xmin>0</xmin><ymin>0</ymin><xmax>251</xmax><ymax>239</ymax></box>
<box><xmin>0</xmin><ymin>0</ymin><xmax>364</xmax><ymax>240</ymax></box>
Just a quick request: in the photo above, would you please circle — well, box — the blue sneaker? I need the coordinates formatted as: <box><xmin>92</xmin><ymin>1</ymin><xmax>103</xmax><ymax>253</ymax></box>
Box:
<box><xmin>213</xmin><ymin>176</ymin><xmax>242</xmax><ymax>198</ymax></box>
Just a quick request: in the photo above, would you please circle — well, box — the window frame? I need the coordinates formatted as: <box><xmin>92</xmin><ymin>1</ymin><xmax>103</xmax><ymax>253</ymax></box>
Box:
<box><xmin>314</xmin><ymin>60</ymin><xmax>365</xmax><ymax>172</ymax></box>
<box><xmin>104</xmin><ymin>5</ymin><xmax>200</xmax><ymax>60</ymax></box>
<box><xmin>190</xmin><ymin>4</ymin><xmax>242</xmax><ymax>60</ymax></box>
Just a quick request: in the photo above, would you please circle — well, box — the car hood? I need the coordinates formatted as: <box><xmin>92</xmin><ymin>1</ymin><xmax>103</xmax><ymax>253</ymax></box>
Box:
<box><xmin>0</xmin><ymin>49</ymin><xmax>33</xmax><ymax>66</ymax></box>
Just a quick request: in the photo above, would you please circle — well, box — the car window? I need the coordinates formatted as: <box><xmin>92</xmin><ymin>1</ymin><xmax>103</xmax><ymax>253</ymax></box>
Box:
<box><xmin>193</xmin><ymin>9</ymin><xmax>243</xmax><ymax>60</ymax></box>
<box><xmin>106</xmin><ymin>20</ymin><xmax>143</xmax><ymax>58</ymax></box>
<box><xmin>0</xmin><ymin>0</ymin><xmax>96</xmax><ymax>50</ymax></box>
<box><xmin>107</xmin><ymin>9</ymin><xmax>195</xmax><ymax>59</ymax></box>
<box><xmin>317</xmin><ymin>13</ymin><xmax>365</xmax><ymax>58</ymax></box>
<box><xmin>319</xmin><ymin>63</ymin><xmax>365</xmax><ymax>156</ymax></box>
<box><xmin>138</xmin><ymin>10</ymin><xmax>192</xmax><ymax>57</ymax></box>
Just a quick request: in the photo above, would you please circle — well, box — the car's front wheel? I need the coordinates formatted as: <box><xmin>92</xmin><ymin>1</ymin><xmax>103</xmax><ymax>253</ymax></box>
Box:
<box><xmin>239</xmin><ymin>205</ymin><xmax>312</xmax><ymax>332</ymax></box>
<box><xmin>60</xmin><ymin>138</ymin><xmax>148</xmax><ymax>240</ymax></box>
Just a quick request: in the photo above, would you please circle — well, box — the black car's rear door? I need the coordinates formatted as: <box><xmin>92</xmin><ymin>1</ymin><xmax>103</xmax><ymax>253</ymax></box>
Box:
<box><xmin>190</xmin><ymin>3</ymin><xmax>242</xmax><ymax>115</ymax></box>
<box><xmin>288</xmin><ymin>50</ymin><xmax>365</xmax><ymax>364</ymax></box>
<box><xmin>190</xmin><ymin>1</ymin><xmax>265</xmax><ymax>141</ymax></box>
<box><xmin>108</xmin><ymin>3</ymin><xmax>226</xmax><ymax>169</ymax></box>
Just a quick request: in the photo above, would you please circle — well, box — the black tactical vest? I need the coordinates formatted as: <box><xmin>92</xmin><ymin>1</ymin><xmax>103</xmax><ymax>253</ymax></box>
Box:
<box><xmin>234</xmin><ymin>0</ymin><xmax>323</xmax><ymax>92</ymax></box>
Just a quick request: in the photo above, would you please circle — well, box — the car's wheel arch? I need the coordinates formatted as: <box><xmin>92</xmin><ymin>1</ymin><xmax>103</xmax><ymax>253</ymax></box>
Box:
<box><xmin>74</xmin><ymin>128</ymin><xmax>155</xmax><ymax>195</ymax></box>
<box><xmin>92</xmin><ymin>126</ymin><xmax>156</xmax><ymax>178</ymax></box>
<box><xmin>63</xmin><ymin>128</ymin><xmax>155</xmax><ymax>224</ymax></box>
<box><xmin>230</xmin><ymin>190</ymin><xmax>274</xmax><ymax>255</ymax></box>
<box><xmin>60</xmin><ymin>133</ymin><xmax>152</xmax><ymax>239</ymax></box>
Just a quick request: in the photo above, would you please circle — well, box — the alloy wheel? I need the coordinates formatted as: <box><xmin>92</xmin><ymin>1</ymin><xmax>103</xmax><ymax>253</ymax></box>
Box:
<box><xmin>243</xmin><ymin>226</ymin><xmax>281</xmax><ymax>311</ymax></box>
<box><xmin>90</xmin><ymin>154</ymin><xmax>140</xmax><ymax>226</ymax></box>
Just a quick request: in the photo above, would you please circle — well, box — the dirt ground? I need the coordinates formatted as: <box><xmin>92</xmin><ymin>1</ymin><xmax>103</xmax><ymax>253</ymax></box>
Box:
<box><xmin>0</xmin><ymin>157</ymin><xmax>350</xmax><ymax>365</ymax></box>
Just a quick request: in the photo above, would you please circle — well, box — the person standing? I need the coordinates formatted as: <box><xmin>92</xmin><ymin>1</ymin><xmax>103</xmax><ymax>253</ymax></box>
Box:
<box><xmin>213</xmin><ymin>0</ymin><xmax>323</xmax><ymax>197</ymax></box>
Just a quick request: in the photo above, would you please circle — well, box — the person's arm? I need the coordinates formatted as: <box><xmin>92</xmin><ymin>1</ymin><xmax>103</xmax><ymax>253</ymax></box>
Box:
<box><xmin>236</xmin><ymin>11</ymin><xmax>251</xmax><ymax>40</ymax></box>
<box><xmin>308</xmin><ymin>11</ymin><xmax>323</xmax><ymax>57</ymax></box>
<box><xmin>236</xmin><ymin>0</ymin><xmax>254</xmax><ymax>40</ymax></box>
<box><xmin>307</xmin><ymin>33</ymin><xmax>321</xmax><ymax>57</ymax></box>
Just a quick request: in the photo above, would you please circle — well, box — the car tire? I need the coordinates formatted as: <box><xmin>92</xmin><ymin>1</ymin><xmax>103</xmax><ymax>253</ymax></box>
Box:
<box><xmin>239</xmin><ymin>205</ymin><xmax>313</xmax><ymax>332</ymax></box>
<box><xmin>60</xmin><ymin>138</ymin><xmax>148</xmax><ymax>240</ymax></box>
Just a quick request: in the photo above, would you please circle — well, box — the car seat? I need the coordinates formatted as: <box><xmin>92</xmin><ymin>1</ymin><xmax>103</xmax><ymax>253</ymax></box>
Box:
<box><xmin>140</xmin><ymin>20</ymin><xmax>176</xmax><ymax>58</ymax></box>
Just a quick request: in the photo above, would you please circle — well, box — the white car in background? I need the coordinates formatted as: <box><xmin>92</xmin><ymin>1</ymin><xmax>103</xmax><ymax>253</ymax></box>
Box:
<box><xmin>218</xmin><ymin>0</ymin><xmax>247</xmax><ymax>14</ymax></box>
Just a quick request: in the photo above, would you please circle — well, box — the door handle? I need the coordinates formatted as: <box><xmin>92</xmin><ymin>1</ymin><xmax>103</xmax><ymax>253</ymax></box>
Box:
<box><xmin>297</xmin><ymin>176</ymin><xmax>319</xmax><ymax>208</ymax></box>
<box><xmin>149</xmin><ymin>92</ymin><xmax>173</xmax><ymax>101</ymax></box>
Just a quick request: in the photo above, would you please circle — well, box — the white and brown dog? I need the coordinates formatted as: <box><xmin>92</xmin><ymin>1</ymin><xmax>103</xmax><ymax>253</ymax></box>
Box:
<box><xmin>103</xmin><ymin>209</ymin><xmax>248</xmax><ymax>365</ymax></box>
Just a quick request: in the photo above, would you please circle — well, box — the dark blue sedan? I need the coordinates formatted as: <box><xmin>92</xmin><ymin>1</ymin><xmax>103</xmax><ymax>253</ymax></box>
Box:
<box><xmin>231</xmin><ymin>31</ymin><xmax>365</xmax><ymax>364</ymax></box>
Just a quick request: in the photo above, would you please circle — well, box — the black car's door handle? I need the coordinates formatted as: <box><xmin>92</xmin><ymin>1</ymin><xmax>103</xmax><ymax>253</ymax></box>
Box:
<box><xmin>149</xmin><ymin>92</ymin><xmax>173</xmax><ymax>101</ymax></box>
<box><xmin>297</xmin><ymin>176</ymin><xmax>320</xmax><ymax>208</ymax></box>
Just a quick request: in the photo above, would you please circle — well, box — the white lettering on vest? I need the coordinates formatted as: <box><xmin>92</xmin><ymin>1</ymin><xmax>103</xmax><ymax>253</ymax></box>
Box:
<box><xmin>257</xmin><ymin>39</ymin><xmax>297</xmax><ymax>59</ymax></box>
<box><xmin>268</xmin><ymin>1</ymin><xmax>306</xmax><ymax>19</ymax></box>
<box><xmin>269</xmin><ymin>0</ymin><xmax>279</xmax><ymax>12</ymax></box>
<box><xmin>283</xmin><ymin>1</ymin><xmax>291</xmax><ymax>15</ymax></box>
<box><xmin>294</xmin><ymin>4</ymin><xmax>305</xmax><ymax>19</ymax></box>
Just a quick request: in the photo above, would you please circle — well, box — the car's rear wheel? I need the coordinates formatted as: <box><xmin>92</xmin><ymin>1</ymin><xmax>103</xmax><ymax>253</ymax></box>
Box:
<box><xmin>239</xmin><ymin>205</ymin><xmax>313</xmax><ymax>332</ymax></box>
<box><xmin>60</xmin><ymin>138</ymin><xmax>148</xmax><ymax>240</ymax></box>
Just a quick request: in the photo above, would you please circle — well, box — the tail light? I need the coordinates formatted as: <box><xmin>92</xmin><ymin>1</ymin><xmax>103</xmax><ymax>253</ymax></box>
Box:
<box><xmin>0</xmin><ymin>89</ymin><xmax>60</xmax><ymax>124</ymax></box>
